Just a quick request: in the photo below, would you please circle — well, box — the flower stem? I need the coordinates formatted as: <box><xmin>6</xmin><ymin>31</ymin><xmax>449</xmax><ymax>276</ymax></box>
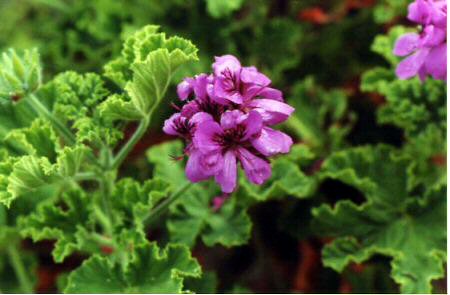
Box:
<box><xmin>111</xmin><ymin>117</ymin><xmax>150</xmax><ymax>170</ymax></box>
<box><xmin>144</xmin><ymin>182</ymin><xmax>192</xmax><ymax>225</ymax></box>
<box><xmin>7</xmin><ymin>244</ymin><xmax>33</xmax><ymax>294</ymax></box>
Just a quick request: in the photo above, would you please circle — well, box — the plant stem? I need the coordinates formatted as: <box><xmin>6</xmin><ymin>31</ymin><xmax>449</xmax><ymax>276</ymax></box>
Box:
<box><xmin>73</xmin><ymin>171</ymin><xmax>98</xmax><ymax>181</ymax></box>
<box><xmin>27</xmin><ymin>93</ymin><xmax>76</xmax><ymax>145</ymax></box>
<box><xmin>99</xmin><ymin>170</ymin><xmax>115</xmax><ymax>236</ymax></box>
<box><xmin>7</xmin><ymin>245</ymin><xmax>33</xmax><ymax>294</ymax></box>
<box><xmin>144</xmin><ymin>182</ymin><xmax>192</xmax><ymax>225</ymax></box>
<box><xmin>111</xmin><ymin>117</ymin><xmax>150</xmax><ymax>170</ymax></box>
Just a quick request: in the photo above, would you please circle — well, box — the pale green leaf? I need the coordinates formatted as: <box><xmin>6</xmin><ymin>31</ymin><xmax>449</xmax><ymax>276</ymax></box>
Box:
<box><xmin>312</xmin><ymin>145</ymin><xmax>446</xmax><ymax>293</ymax></box>
<box><xmin>64</xmin><ymin>242</ymin><xmax>201</xmax><ymax>293</ymax></box>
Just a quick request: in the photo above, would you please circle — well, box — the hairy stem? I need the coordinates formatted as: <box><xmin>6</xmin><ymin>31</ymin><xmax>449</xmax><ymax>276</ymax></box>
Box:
<box><xmin>111</xmin><ymin>117</ymin><xmax>150</xmax><ymax>170</ymax></box>
<box><xmin>144</xmin><ymin>182</ymin><xmax>192</xmax><ymax>225</ymax></box>
<box><xmin>7</xmin><ymin>245</ymin><xmax>33</xmax><ymax>294</ymax></box>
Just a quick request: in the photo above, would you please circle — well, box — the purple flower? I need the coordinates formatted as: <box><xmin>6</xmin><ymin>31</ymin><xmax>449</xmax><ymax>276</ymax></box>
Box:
<box><xmin>192</xmin><ymin>111</ymin><xmax>269</xmax><ymax>192</ymax></box>
<box><xmin>207</xmin><ymin>55</ymin><xmax>280</xmax><ymax>105</ymax></box>
<box><xmin>394</xmin><ymin>0</ymin><xmax>447</xmax><ymax>81</ymax></box>
<box><xmin>164</xmin><ymin>55</ymin><xmax>295</xmax><ymax>195</ymax></box>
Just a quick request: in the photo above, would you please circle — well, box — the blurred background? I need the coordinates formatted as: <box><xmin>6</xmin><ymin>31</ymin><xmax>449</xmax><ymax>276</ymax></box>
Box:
<box><xmin>0</xmin><ymin>0</ymin><xmax>445</xmax><ymax>293</ymax></box>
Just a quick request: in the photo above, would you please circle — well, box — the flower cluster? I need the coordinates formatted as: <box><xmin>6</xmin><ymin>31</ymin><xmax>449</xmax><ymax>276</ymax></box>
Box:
<box><xmin>393</xmin><ymin>0</ymin><xmax>447</xmax><ymax>81</ymax></box>
<box><xmin>164</xmin><ymin>55</ymin><xmax>294</xmax><ymax>195</ymax></box>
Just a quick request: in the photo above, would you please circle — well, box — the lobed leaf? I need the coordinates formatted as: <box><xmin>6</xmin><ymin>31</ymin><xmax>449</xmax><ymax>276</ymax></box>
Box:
<box><xmin>64</xmin><ymin>241</ymin><xmax>201</xmax><ymax>293</ymax></box>
<box><xmin>312</xmin><ymin>145</ymin><xmax>446</xmax><ymax>293</ymax></box>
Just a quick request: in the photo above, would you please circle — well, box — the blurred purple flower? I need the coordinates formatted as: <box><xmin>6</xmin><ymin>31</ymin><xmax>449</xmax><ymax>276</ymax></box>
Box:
<box><xmin>164</xmin><ymin>55</ymin><xmax>294</xmax><ymax>196</ymax></box>
<box><xmin>394</xmin><ymin>0</ymin><xmax>447</xmax><ymax>81</ymax></box>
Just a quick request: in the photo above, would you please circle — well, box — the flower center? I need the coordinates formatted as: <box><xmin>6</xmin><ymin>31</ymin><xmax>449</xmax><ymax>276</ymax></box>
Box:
<box><xmin>221</xmin><ymin>68</ymin><xmax>239</xmax><ymax>92</ymax></box>
<box><xmin>173</xmin><ymin>117</ymin><xmax>196</xmax><ymax>139</ymax></box>
<box><xmin>214</xmin><ymin>125</ymin><xmax>246</xmax><ymax>150</ymax></box>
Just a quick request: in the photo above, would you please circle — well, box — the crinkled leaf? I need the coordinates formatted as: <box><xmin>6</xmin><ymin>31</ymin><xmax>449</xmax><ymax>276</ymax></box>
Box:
<box><xmin>286</xmin><ymin>77</ymin><xmax>355</xmax><ymax>152</ymax></box>
<box><xmin>239</xmin><ymin>144</ymin><xmax>318</xmax><ymax>201</ymax></box>
<box><xmin>3</xmin><ymin>119</ymin><xmax>59</xmax><ymax>160</ymax></box>
<box><xmin>371</xmin><ymin>26</ymin><xmax>411</xmax><ymax>66</ymax></box>
<box><xmin>1</xmin><ymin>121</ymin><xmax>92</xmax><ymax>207</ymax></box>
<box><xmin>18</xmin><ymin>189</ymin><xmax>94</xmax><ymax>262</ymax></box>
<box><xmin>102</xmin><ymin>26</ymin><xmax>198</xmax><ymax>121</ymax></box>
<box><xmin>147</xmin><ymin>141</ymin><xmax>252</xmax><ymax>247</ymax></box>
<box><xmin>312</xmin><ymin>145</ymin><xmax>446</xmax><ymax>293</ymax></box>
<box><xmin>37</xmin><ymin>71</ymin><xmax>122</xmax><ymax>147</ymax></box>
<box><xmin>98</xmin><ymin>94</ymin><xmax>142</xmax><ymax>122</ymax></box>
<box><xmin>64</xmin><ymin>242</ymin><xmax>201</xmax><ymax>293</ymax></box>
<box><xmin>0</xmin><ymin>49</ymin><xmax>42</xmax><ymax>102</ymax></box>
<box><xmin>111</xmin><ymin>177</ymin><xmax>171</xmax><ymax>231</ymax></box>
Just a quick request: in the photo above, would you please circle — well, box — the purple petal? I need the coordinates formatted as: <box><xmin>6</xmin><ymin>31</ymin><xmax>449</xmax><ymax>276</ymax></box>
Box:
<box><xmin>215</xmin><ymin>150</ymin><xmax>237</xmax><ymax>193</ymax></box>
<box><xmin>213</xmin><ymin>79</ymin><xmax>243</xmax><ymax>104</ymax></box>
<box><xmin>181</xmin><ymin>101</ymin><xmax>200</xmax><ymax>118</ymax></box>
<box><xmin>431</xmin><ymin>0</ymin><xmax>447</xmax><ymax>27</ymax></box>
<box><xmin>424</xmin><ymin>43</ymin><xmax>447</xmax><ymax>80</ymax></box>
<box><xmin>193</xmin><ymin>74</ymin><xmax>210</xmax><ymax>100</ymax></box>
<box><xmin>207</xmin><ymin>83</ymin><xmax>229</xmax><ymax>105</ymax></box>
<box><xmin>237</xmin><ymin>148</ymin><xmax>271</xmax><ymax>185</ymax></box>
<box><xmin>193</xmin><ymin>120</ymin><xmax>222</xmax><ymax>153</ymax></box>
<box><xmin>163</xmin><ymin>113</ymin><xmax>181</xmax><ymax>136</ymax></box>
<box><xmin>251</xmin><ymin>127</ymin><xmax>293</xmax><ymax>156</ymax></box>
<box><xmin>190</xmin><ymin>112</ymin><xmax>214</xmax><ymax>125</ymax></box>
<box><xmin>258</xmin><ymin>87</ymin><xmax>283</xmax><ymax>101</ymax></box>
<box><xmin>421</xmin><ymin>25</ymin><xmax>446</xmax><ymax>47</ymax></box>
<box><xmin>395</xmin><ymin>48</ymin><xmax>430</xmax><ymax>80</ymax></box>
<box><xmin>247</xmin><ymin>99</ymin><xmax>295</xmax><ymax>125</ymax></box>
<box><xmin>241</xmin><ymin>111</ymin><xmax>263</xmax><ymax>140</ymax></box>
<box><xmin>177</xmin><ymin>78</ymin><xmax>194</xmax><ymax>100</ymax></box>
<box><xmin>186</xmin><ymin>149</ymin><xmax>213</xmax><ymax>182</ymax></box>
<box><xmin>393</xmin><ymin>33</ymin><xmax>420</xmax><ymax>56</ymax></box>
<box><xmin>213</xmin><ymin>55</ymin><xmax>241</xmax><ymax>77</ymax></box>
<box><xmin>199</xmin><ymin>151</ymin><xmax>224</xmax><ymax>175</ymax></box>
<box><xmin>241</xmin><ymin>67</ymin><xmax>271</xmax><ymax>86</ymax></box>
<box><xmin>220</xmin><ymin>110</ymin><xmax>245</xmax><ymax>130</ymax></box>
<box><xmin>418</xmin><ymin>65</ymin><xmax>427</xmax><ymax>81</ymax></box>
<box><xmin>408</xmin><ymin>0</ymin><xmax>432</xmax><ymax>24</ymax></box>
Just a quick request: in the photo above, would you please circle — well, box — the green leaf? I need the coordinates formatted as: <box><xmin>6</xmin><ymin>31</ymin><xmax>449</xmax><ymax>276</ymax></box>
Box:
<box><xmin>18</xmin><ymin>189</ymin><xmax>94</xmax><ymax>262</ymax></box>
<box><xmin>19</xmin><ymin>176</ymin><xmax>171</xmax><ymax>262</ymax></box>
<box><xmin>37</xmin><ymin>71</ymin><xmax>122</xmax><ymax>147</ymax></box>
<box><xmin>98</xmin><ymin>94</ymin><xmax>142</xmax><ymax>122</ymax></box>
<box><xmin>184</xmin><ymin>271</ymin><xmax>218</xmax><ymax>293</ymax></box>
<box><xmin>373</xmin><ymin>0</ymin><xmax>409</xmax><ymax>24</ymax></box>
<box><xmin>239</xmin><ymin>144</ymin><xmax>318</xmax><ymax>201</ymax></box>
<box><xmin>103</xmin><ymin>25</ymin><xmax>198</xmax><ymax>121</ymax></box>
<box><xmin>146</xmin><ymin>140</ymin><xmax>188</xmax><ymax>189</ymax></box>
<box><xmin>371</xmin><ymin>26</ymin><xmax>411</xmax><ymax>66</ymax></box>
<box><xmin>147</xmin><ymin>141</ymin><xmax>252</xmax><ymax>247</ymax></box>
<box><xmin>64</xmin><ymin>242</ymin><xmax>201</xmax><ymax>293</ymax></box>
<box><xmin>4</xmin><ymin>118</ymin><xmax>59</xmax><ymax>160</ymax></box>
<box><xmin>205</xmin><ymin>0</ymin><xmax>244</xmax><ymax>18</ymax></box>
<box><xmin>0</xmin><ymin>119</ymin><xmax>93</xmax><ymax>207</ymax></box>
<box><xmin>286</xmin><ymin>77</ymin><xmax>355</xmax><ymax>152</ymax></box>
<box><xmin>0</xmin><ymin>49</ymin><xmax>42</xmax><ymax>102</ymax></box>
<box><xmin>312</xmin><ymin>145</ymin><xmax>446</xmax><ymax>293</ymax></box>
<box><xmin>111</xmin><ymin>178</ymin><xmax>171</xmax><ymax>231</ymax></box>
<box><xmin>169</xmin><ymin>189</ymin><xmax>252</xmax><ymax>247</ymax></box>
<box><xmin>7</xmin><ymin>156</ymin><xmax>59</xmax><ymax>204</ymax></box>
